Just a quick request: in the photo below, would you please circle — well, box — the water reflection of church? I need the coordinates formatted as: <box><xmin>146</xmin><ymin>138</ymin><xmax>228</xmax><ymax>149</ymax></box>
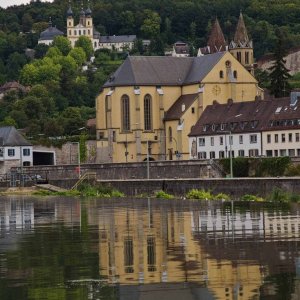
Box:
<box><xmin>95</xmin><ymin>200</ymin><xmax>263</xmax><ymax>299</ymax></box>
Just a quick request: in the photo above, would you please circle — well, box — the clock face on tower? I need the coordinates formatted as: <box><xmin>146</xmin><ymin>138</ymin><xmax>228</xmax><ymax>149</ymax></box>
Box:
<box><xmin>212</xmin><ymin>85</ymin><xmax>221</xmax><ymax>96</ymax></box>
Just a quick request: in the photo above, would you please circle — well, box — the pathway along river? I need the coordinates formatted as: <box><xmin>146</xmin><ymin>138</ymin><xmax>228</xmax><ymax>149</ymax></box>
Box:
<box><xmin>0</xmin><ymin>196</ymin><xmax>300</xmax><ymax>299</ymax></box>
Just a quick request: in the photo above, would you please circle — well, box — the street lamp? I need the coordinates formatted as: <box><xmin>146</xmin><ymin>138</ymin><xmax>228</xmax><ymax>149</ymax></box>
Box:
<box><xmin>223</xmin><ymin>131</ymin><xmax>233</xmax><ymax>178</ymax></box>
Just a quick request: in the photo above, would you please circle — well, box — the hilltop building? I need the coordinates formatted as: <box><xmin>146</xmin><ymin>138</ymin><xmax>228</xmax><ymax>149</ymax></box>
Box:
<box><xmin>96</xmin><ymin>51</ymin><xmax>263</xmax><ymax>163</ymax></box>
<box><xmin>66</xmin><ymin>2</ymin><xmax>100</xmax><ymax>50</ymax></box>
<box><xmin>38</xmin><ymin>18</ymin><xmax>64</xmax><ymax>45</ymax></box>
<box><xmin>198</xmin><ymin>13</ymin><xmax>254</xmax><ymax>75</ymax></box>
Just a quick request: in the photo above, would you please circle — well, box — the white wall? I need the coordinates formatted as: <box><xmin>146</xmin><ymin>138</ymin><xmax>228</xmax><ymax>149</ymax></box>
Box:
<box><xmin>189</xmin><ymin>132</ymin><xmax>262</xmax><ymax>159</ymax></box>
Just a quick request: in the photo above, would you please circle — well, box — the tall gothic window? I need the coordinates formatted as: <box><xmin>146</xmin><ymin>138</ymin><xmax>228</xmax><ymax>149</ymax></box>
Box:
<box><xmin>121</xmin><ymin>95</ymin><xmax>130</xmax><ymax>131</ymax></box>
<box><xmin>168</xmin><ymin>126</ymin><xmax>172</xmax><ymax>142</ymax></box>
<box><xmin>245</xmin><ymin>52</ymin><xmax>249</xmax><ymax>64</ymax></box>
<box><xmin>237</xmin><ymin>51</ymin><xmax>242</xmax><ymax>62</ymax></box>
<box><xmin>144</xmin><ymin>94</ymin><xmax>152</xmax><ymax>130</ymax></box>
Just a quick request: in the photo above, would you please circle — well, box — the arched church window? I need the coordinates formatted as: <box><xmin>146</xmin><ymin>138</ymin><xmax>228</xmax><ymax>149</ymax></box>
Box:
<box><xmin>219</xmin><ymin>70</ymin><xmax>224</xmax><ymax>78</ymax></box>
<box><xmin>121</xmin><ymin>95</ymin><xmax>130</xmax><ymax>131</ymax></box>
<box><xmin>245</xmin><ymin>52</ymin><xmax>249</xmax><ymax>64</ymax></box>
<box><xmin>237</xmin><ymin>52</ymin><xmax>241</xmax><ymax>62</ymax></box>
<box><xmin>168</xmin><ymin>127</ymin><xmax>172</xmax><ymax>142</ymax></box>
<box><xmin>233</xmin><ymin>71</ymin><xmax>237</xmax><ymax>79</ymax></box>
<box><xmin>144</xmin><ymin>94</ymin><xmax>152</xmax><ymax>131</ymax></box>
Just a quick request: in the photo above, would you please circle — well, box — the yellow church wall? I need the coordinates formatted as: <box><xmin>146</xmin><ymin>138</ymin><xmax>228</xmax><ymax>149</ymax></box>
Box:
<box><xmin>95</xmin><ymin>52</ymin><xmax>264</xmax><ymax>163</ymax></box>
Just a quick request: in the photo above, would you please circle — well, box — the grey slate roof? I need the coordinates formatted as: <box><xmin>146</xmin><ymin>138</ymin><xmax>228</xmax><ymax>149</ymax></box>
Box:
<box><xmin>0</xmin><ymin>126</ymin><xmax>32</xmax><ymax>146</ymax></box>
<box><xmin>164</xmin><ymin>93</ymin><xmax>199</xmax><ymax>121</ymax></box>
<box><xmin>100</xmin><ymin>35</ymin><xmax>136</xmax><ymax>43</ymax></box>
<box><xmin>39</xmin><ymin>26</ymin><xmax>64</xmax><ymax>41</ymax></box>
<box><xmin>104</xmin><ymin>52</ymin><xmax>225</xmax><ymax>87</ymax></box>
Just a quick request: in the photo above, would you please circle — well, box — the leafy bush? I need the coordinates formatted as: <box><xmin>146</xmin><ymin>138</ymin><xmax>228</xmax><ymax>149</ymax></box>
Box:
<box><xmin>214</xmin><ymin>193</ymin><xmax>230</xmax><ymax>201</ymax></box>
<box><xmin>155</xmin><ymin>190</ymin><xmax>174</xmax><ymax>199</ymax></box>
<box><xmin>77</xmin><ymin>183</ymin><xmax>124</xmax><ymax>197</ymax></box>
<box><xmin>241</xmin><ymin>194</ymin><xmax>264</xmax><ymax>202</ymax></box>
<box><xmin>219</xmin><ymin>157</ymin><xmax>250</xmax><ymax>177</ymax></box>
<box><xmin>255</xmin><ymin>157</ymin><xmax>291</xmax><ymax>177</ymax></box>
<box><xmin>266</xmin><ymin>187</ymin><xmax>300</xmax><ymax>203</ymax></box>
<box><xmin>186</xmin><ymin>189</ymin><xmax>212</xmax><ymax>200</ymax></box>
<box><xmin>285</xmin><ymin>164</ymin><xmax>300</xmax><ymax>176</ymax></box>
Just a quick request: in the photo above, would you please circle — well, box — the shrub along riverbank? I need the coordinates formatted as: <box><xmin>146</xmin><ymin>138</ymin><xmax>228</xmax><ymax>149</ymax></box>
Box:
<box><xmin>31</xmin><ymin>183</ymin><xmax>300</xmax><ymax>204</ymax></box>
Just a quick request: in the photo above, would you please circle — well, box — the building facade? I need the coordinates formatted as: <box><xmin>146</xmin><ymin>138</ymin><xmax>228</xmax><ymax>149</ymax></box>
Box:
<box><xmin>66</xmin><ymin>3</ymin><xmax>100</xmax><ymax>50</ymax></box>
<box><xmin>189</xmin><ymin>100</ymin><xmax>265</xmax><ymax>160</ymax></box>
<box><xmin>38</xmin><ymin>19</ymin><xmax>64</xmax><ymax>46</ymax></box>
<box><xmin>96</xmin><ymin>51</ymin><xmax>263</xmax><ymax>163</ymax></box>
<box><xmin>0</xmin><ymin>126</ymin><xmax>33</xmax><ymax>174</ymax></box>
<box><xmin>189</xmin><ymin>96</ymin><xmax>300</xmax><ymax>160</ymax></box>
<box><xmin>99</xmin><ymin>35</ymin><xmax>136</xmax><ymax>52</ymax></box>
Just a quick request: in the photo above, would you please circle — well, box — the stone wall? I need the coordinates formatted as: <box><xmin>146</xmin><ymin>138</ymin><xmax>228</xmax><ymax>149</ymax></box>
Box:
<box><xmin>19</xmin><ymin>160</ymin><xmax>221</xmax><ymax>181</ymax></box>
<box><xmin>98</xmin><ymin>177</ymin><xmax>300</xmax><ymax>198</ymax></box>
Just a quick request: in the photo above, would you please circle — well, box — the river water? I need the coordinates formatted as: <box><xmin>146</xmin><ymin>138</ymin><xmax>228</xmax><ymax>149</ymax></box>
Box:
<box><xmin>0</xmin><ymin>196</ymin><xmax>300</xmax><ymax>300</ymax></box>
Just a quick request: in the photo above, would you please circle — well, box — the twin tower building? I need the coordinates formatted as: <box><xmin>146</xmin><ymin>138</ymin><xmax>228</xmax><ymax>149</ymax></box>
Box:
<box><xmin>198</xmin><ymin>13</ymin><xmax>254</xmax><ymax>75</ymax></box>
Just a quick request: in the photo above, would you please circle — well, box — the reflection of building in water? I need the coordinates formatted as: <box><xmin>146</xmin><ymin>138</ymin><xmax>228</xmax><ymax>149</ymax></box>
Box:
<box><xmin>192</xmin><ymin>205</ymin><xmax>300</xmax><ymax>240</ymax></box>
<box><xmin>97</xmin><ymin>200</ymin><xmax>262</xmax><ymax>299</ymax></box>
<box><xmin>0</xmin><ymin>197</ymin><xmax>34</xmax><ymax>231</ymax></box>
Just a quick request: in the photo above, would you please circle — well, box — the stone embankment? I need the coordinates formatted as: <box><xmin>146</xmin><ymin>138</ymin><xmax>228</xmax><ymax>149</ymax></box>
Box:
<box><xmin>5</xmin><ymin>160</ymin><xmax>300</xmax><ymax>198</ymax></box>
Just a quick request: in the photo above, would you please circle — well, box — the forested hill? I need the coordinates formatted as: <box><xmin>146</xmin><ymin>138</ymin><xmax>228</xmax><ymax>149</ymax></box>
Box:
<box><xmin>2</xmin><ymin>0</ymin><xmax>300</xmax><ymax>58</ymax></box>
<box><xmin>0</xmin><ymin>0</ymin><xmax>300</xmax><ymax>139</ymax></box>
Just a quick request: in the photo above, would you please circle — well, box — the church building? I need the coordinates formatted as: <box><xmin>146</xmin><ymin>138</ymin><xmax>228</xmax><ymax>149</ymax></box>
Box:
<box><xmin>66</xmin><ymin>2</ymin><xmax>101</xmax><ymax>50</ymax></box>
<box><xmin>95</xmin><ymin>14</ymin><xmax>263</xmax><ymax>163</ymax></box>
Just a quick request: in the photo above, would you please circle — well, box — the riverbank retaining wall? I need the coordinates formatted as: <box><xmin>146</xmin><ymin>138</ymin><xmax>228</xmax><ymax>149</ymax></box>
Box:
<box><xmin>96</xmin><ymin>177</ymin><xmax>300</xmax><ymax>198</ymax></box>
<box><xmin>47</xmin><ymin>177</ymin><xmax>300</xmax><ymax>198</ymax></box>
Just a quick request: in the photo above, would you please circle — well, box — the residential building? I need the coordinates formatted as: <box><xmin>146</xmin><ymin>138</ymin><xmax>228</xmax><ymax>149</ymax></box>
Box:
<box><xmin>189</xmin><ymin>95</ymin><xmax>300</xmax><ymax>159</ymax></box>
<box><xmin>38</xmin><ymin>18</ymin><xmax>64</xmax><ymax>45</ymax></box>
<box><xmin>99</xmin><ymin>35</ymin><xmax>137</xmax><ymax>52</ymax></box>
<box><xmin>0</xmin><ymin>126</ymin><xmax>33</xmax><ymax>174</ymax></box>
<box><xmin>96</xmin><ymin>51</ymin><xmax>263</xmax><ymax>163</ymax></box>
<box><xmin>172</xmin><ymin>41</ymin><xmax>190</xmax><ymax>57</ymax></box>
<box><xmin>0</xmin><ymin>81</ymin><xmax>28</xmax><ymax>100</ymax></box>
<box><xmin>262</xmin><ymin>97</ymin><xmax>300</xmax><ymax>157</ymax></box>
<box><xmin>188</xmin><ymin>99</ymin><xmax>266</xmax><ymax>160</ymax></box>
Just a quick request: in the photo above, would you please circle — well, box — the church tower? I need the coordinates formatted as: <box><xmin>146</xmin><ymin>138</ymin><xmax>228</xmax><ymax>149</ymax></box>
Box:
<box><xmin>85</xmin><ymin>1</ymin><xmax>93</xmax><ymax>39</ymax></box>
<box><xmin>66</xmin><ymin>1</ymin><xmax>74</xmax><ymax>43</ymax></box>
<box><xmin>198</xmin><ymin>18</ymin><xmax>228</xmax><ymax>56</ymax></box>
<box><xmin>229</xmin><ymin>12</ymin><xmax>254</xmax><ymax>75</ymax></box>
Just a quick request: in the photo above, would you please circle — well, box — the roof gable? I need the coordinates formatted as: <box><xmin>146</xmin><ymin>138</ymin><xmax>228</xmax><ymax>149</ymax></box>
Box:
<box><xmin>0</xmin><ymin>126</ymin><xmax>32</xmax><ymax>146</ymax></box>
<box><xmin>164</xmin><ymin>93</ymin><xmax>199</xmax><ymax>121</ymax></box>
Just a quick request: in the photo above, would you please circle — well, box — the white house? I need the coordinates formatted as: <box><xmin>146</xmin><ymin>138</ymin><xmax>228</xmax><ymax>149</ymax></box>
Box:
<box><xmin>262</xmin><ymin>97</ymin><xmax>300</xmax><ymax>157</ymax></box>
<box><xmin>0</xmin><ymin>126</ymin><xmax>33</xmax><ymax>174</ymax></box>
<box><xmin>188</xmin><ymin>99</ymin><xmax>267</xmax><ymax>160</ymax></box>
<box><xmin>99</xmin><ymin>35</ymin><xmax>137</xmax><ymax>52</ymax></box>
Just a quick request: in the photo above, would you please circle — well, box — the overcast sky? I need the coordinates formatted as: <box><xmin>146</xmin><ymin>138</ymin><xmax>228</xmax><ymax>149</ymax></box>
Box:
<box><xmin>0</xmin><ymin>0</ymin><xmax>53</xmax><ymax>8</ymax></box>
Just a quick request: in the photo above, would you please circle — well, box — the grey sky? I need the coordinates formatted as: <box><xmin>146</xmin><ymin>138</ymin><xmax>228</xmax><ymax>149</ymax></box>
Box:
<box><xmin>0</xmin><ymin>0</ymin><xmax>53</xmax><ymax>8</ymax></box>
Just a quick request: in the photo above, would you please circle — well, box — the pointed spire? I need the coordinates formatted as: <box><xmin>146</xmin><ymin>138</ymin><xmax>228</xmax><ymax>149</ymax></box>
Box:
<box><xmin>86</xmin><ymin>0</ymin><xmax>92</xmax><ymax>16</ymax></box>
<box><xmin>67</xmin><ymin>0</ymin><xmax>73</xmax><ymax>17</ymax></box>
<box><xmin>80</xmin><ymin>1</ymin><xmax>85</xmax><ymax>15</ymax></box>
<box><xmin>233</xmin><ymin>12</ymin><xmax>250</xmax><ymax>45</ymax></box>
<box><xmin>207</xmin><ymin>18</ymin><xmax>227</xmax><ymax>53</ymax></box>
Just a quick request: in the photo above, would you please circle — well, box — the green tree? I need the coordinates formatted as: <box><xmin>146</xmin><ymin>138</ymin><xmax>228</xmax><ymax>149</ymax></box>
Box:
<box><xmin>141</xmin><ymin>10</ymin><xmax>161</xmax><ymax>39</ymax></box>
<box><xmin>19</xmin><ymin>64</ymin><xmax>38</xmax><ymax>86</ymax></box>
<box><xmin>75</xmin><ymin>36</ymin><xmax>93</xmax><ymax>59</ymax></box>
<box><xmin>52</xmin><ymin>36</ymin><xmax>72</xmax><ymax>56</ymax></box>
<box><xmin>269</xmin><ymin>28</ymin><xmax>292</xmax><ymax>97</ymax></box>
<box><xmin>68</xmin><ymin>47</ymin><xmax>86</xmax><ymax>66</ymax></box>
